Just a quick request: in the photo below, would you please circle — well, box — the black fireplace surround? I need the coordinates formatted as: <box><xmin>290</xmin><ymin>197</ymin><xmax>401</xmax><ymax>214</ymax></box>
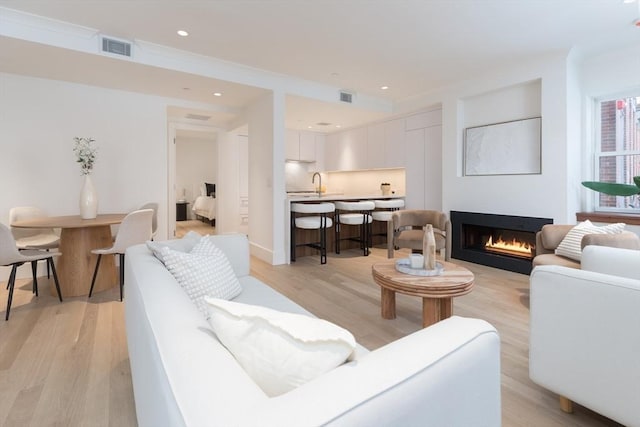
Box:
<box><xmin>451</xmin><ymin>211</ymin><xmax>553</xmax><ymax>274</ymax></box>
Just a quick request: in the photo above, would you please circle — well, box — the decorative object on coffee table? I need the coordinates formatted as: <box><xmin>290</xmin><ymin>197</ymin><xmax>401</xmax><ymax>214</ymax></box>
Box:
<box><xmin>74</xmin><ymin>137</ymin><xmax>98</xmax><ymax>219</ymax></box>
<box><xmin>423</xmin><ymin>224</ymin><xmax>436</xmax><ymax>269</ymax></box>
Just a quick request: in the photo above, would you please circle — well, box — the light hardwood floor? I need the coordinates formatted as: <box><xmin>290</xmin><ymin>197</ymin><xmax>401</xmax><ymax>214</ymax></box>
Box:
<box><xmin>176</xmin><ymin>219</ymin><xmax>215</xmax><ymax>238</ymax></box>
<box><xmin>0</xmin><ymin>245</ymin><xmax>622</xmax><ymax>426</ymax></box>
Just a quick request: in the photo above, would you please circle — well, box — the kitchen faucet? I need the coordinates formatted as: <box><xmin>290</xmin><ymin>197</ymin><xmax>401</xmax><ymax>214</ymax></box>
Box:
<box><xmin>312</xmin><ymin>172</ymin><xmax>322</xmax><ymax>197</ymax></box>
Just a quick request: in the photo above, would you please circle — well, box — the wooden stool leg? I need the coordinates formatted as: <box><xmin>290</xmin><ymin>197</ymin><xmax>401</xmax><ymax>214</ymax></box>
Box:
<box><xmin>381</xmin><ymin>288</ymin><xmax>396</xmax><ymax>319</ymax></box>
<box><xmin>559</xmin><ymin>396</ymin><xmax>573</xmax><ymax>413</ymax></box>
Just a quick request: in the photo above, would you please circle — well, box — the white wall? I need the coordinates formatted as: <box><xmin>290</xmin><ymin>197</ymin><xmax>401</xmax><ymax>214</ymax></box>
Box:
<box><xmin>216</xmin><ymin>131</ymin><xmax>240</xmax><ymax>234</ymax></box>
<box><xmin>246</xmin><ymin>91</ymin><xmax>287</xmax><ymax>264</ymax></box>
<box><xmin>397</xmin><ymin>52</ymin><xmax>574</xmax><ymax>224</ymax></box>
<box><xmin>175</xmin><ymin>136</ymin><xmax>217</xmax><ymax>209</ymax></box>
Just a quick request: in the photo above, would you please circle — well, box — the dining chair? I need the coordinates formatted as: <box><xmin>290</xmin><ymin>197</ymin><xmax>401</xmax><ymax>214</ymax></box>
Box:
<box><xmin>9</xmin><ymin>206</ymin><xmax>60</xmax><ymax>279</ymax></box>
<box><xmin>89</xmin><ymin>209</ymin><xmax>153</xmax><ymax>301</ymax></box>
<box><xmin>0</xmin><ymin>223</ymin><xmax>63</xmax><ymax>320</ymax></box>
<box><xmin>140</xmin><ymin>202</ymin><xmax>158</xmax><ymax>240</ymax></box>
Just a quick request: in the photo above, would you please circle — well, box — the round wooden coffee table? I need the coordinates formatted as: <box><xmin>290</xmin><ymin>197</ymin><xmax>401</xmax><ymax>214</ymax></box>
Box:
<box><xmin>372</xmin><ymin>260</ymin><xmax>474</xmax><ymax>328</ymax></box>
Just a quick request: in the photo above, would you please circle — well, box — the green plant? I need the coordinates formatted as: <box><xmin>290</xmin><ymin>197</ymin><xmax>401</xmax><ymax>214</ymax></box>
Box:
<box><xmin>73</xmin><ymin>137</ymin><xmax>97</xmax><ymax>175</ymax></box>
<box><xmin>582</xmin><ymin>176</ymin><xmax>640</xmax><ymax>196</ymax></box>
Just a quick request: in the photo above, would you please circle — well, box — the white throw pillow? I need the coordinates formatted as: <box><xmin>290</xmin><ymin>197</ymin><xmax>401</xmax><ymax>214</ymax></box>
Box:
<box><xmin>555</xmin><ymin>220</ymin><xmax>625</xmax><ymax>261</ymax></box>
<box><xmin>205</xmin><ymin>297</ymin><xmax>356</xmax><ymax>397</ymax></box>
<box><xmin>161</xmin><ymin>237</ymin><xmax>242</xmax><ymax>316</ymax></box>
<box><xmin>147</xmin><ymin>231</ymin><xmax>202</xmax><ymax>264</ymax></box>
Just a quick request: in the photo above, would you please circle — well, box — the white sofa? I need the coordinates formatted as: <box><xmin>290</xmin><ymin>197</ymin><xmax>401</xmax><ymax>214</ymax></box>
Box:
<box><xmin>530</xmin><ymin>245</ymin><xmax>640</xmax><ymax>427</ymax></box>
<box><xmin>125</xmin><ymin>233</ymin><xmax>501</xmax><ymax>427</ymax></box>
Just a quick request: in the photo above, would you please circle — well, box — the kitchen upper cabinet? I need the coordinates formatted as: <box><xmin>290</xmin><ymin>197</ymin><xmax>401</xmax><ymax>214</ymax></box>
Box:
<box><xmin>367</xmin><ymin>122</ymin><xmax>386</xmax><ymax>169</ymax></box>
<box><xmin>405</xmin><ymin>128</ymin><xmax>425</xmax><ymax>209</ymax></box>
<box><xmin>298</xmin><ymin>131</ymin><xmax>316</xmax><ymax>162</ymax></box>
<box><xmin>324</xmin><ymin>127</ymin><xmax>367</xmax><ymax>171</ymax></box>
<box><xmin>384</xmin><ymin>118</ymin><xmax>406</xmax><ymax>168</ymax></box>
<box><xmin>286</xmin><ymin>130</ymin><xmax>318</xmax><ymax>162</ymax></box>
<box><xmin>323</xmin><ymin>109</ymin><xmax>441</xmax><ymax>175</ymax></box>
<box><xmin>309</xmin><ymin>133</ymin><xmax>325</xmax><ymax>172</ymax></box>
<box><xmin>424</xmin><ymin>125</ymin><xmax>442</xmax><ymax>211</ymax></box>
<box><xmin>285</xmin><ymin>129</ymin><xmax>300</xmax><ymax>160</ymax></box>
<box><xmin>405</xmin><ymin>109</ymin><xmax>442</xmax><ymax>131</ymax></box>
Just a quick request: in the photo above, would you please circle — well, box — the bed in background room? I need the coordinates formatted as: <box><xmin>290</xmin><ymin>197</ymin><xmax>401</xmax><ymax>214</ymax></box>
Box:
<box><xmin>192</xmin><ymin>182</ymin><xmax>216</xmax><ymax>226</ymax></box>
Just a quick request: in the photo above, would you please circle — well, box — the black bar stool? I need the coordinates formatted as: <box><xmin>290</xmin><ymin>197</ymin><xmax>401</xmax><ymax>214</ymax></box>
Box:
<box><xmin>290</xmin><ymin>202</ymin><xmax>335</xmax><ymax>264</ymax></box>
<box><xmin>334</xmin><ymin>201</ymin><xmax>375</xmax><ymax>256</ymax></box>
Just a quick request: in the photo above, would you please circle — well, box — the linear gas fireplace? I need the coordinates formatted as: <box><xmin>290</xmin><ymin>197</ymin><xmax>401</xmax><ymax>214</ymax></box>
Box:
<box><xmin>451</xmin><ymin>211</ymin><xmax>553</xmax><ymax>274</ymax></box>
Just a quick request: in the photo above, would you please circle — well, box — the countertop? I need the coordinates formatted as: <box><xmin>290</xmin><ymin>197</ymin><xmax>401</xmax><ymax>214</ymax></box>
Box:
<box><xmin>287</xmin><ymin>193</ymin><xmax>404</xmax><ymax>202</ymax></box>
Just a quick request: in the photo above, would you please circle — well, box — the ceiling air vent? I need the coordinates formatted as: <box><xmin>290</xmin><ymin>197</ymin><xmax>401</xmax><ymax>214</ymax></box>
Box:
<box><xmin>339</xmin><ymin>91</ymin><xmax>353</xmax><ymax>103</ymax></box>
<box><xmin>101</xmin><ymin>37</ymin><xmax>132</xmax><ymax>57</ymax></box>
<box><xmin>185</xmin><ymin>113</ymin><xmax>211</xmax><ymax>121</ymax></box>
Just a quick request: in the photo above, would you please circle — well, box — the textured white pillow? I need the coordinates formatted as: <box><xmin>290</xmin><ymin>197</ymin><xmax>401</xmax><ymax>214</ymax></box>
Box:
<box><xmin>161</xmin><ymin>238</ymin><xmax>242</xmax><ymax>316</ymax></box>
<box><xmin>555</xmin><ymin>220</ymin><xmax>625</xmax><ymax>261</ymax></box>
<box><xmin>205</xmin><ymin>298</ymin><xmax>356</xmax><ymax>397</ymax></box>
<box><xmin>147</xmin><ymin>231</ymin><xmax>202</xmax><ymax>264</ymax></box>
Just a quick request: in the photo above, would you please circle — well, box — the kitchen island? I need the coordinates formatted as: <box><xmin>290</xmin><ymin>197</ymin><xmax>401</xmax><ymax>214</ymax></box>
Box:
<box><xmin>286</xmin><ymin>193</ymin><xmax>405</xmax><ymax>263</ymax></box>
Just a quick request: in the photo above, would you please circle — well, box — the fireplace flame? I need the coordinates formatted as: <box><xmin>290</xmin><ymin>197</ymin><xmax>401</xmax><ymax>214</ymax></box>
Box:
<box><xmin>485</xmin><ymin>235</ymin><xmax>533</xmax><ymax>257</ymax></box>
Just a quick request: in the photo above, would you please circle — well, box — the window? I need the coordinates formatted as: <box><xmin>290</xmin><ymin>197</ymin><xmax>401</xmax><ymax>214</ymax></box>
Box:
<box><xmin>594</xmin><ymin>95</ymin><xmax>640</xmax><ymax>211</ymax></box>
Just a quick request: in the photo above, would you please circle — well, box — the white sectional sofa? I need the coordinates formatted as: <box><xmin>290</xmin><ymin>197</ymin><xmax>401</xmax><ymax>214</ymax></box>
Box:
<box><xmin>125</xmin><ymin>233</ymin><xmax>501</xmax><ymax>427</ymax></box>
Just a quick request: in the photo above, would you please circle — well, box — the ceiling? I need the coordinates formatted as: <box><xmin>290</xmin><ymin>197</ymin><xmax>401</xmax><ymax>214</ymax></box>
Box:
<box><xmin>1</xmin><ymin>0</ymin><xmax>639</xmax><ymax>131</ymax></box>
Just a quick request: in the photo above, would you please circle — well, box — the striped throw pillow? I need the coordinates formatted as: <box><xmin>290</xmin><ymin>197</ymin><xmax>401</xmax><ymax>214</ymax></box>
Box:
<box><xmin>555</xmin><ymin>220</ymin><xmax>625</xmax><ymax>261</ymax></box>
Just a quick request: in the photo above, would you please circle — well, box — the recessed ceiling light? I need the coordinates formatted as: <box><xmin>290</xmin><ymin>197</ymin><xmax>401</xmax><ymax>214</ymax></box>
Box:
<box><xmin>623</xmin><ymin>0</ymin><xmax>635</xmax><ymax>4</ymax></box>
<box><xmin>381</xmin><ymin>86</ymin><xmax>389</xmax><ymax>90</ymax></box>
<box><xmin>213</xmin><ymin>92</ymin><xmax>222</xmax><ymax>97</ymax></box>
<box><xmin>335</xmin><ymin>124</ymin><xmax>342</xmax><ymax>128</ymax></box>
<box><xmin>307</xmin><ymin>126</ymin><xmax>313</xmax><ymax>129</ymax></box>
<box><xmin>177</xmin><ymin>30</ymin><xmax>189</xmax><ymax>37</ymax></box>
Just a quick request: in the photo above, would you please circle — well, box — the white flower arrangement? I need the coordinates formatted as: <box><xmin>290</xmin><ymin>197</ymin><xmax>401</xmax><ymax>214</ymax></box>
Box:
<box><xmin>73</xmin><ymin>137</ymin><xmax>97</xmax><ymax>175</ymax></box>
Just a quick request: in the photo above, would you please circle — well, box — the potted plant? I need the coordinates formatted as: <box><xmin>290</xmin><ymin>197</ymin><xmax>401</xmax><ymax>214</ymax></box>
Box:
<box><xmin>74</xmin><ymin>137</ymin><xmax>99</xmax><ymax>219</ymax></box>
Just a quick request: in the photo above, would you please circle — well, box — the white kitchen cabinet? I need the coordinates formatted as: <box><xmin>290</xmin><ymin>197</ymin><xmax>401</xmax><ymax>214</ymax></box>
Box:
<box><xmin>403</xmin><ymin>124</ymin><xmax>442</xmax><ymax>210</ymax></box>
<box><xmin>384</xmin><ymin>118</ymin><xmax>406</xmax><ymax>168</ymax></box>
<box><xmin>405</xmin><ymin>109</ymin><xmax>442</xmax><ymax>131</ymax></box>
<box><xmin>345</xmin><ymin>127</ymin><xmax>367</xmax><ymax>170</ymax></box>
<box><xmin>286</xmin><ymin>129</ymin><xmax>317</xmax><ymax>162</ymax></box>
<box><xmin>405</xmin><ymin>128</ymin><xmax>425</xmax><ymax>209</ymax></box>
<box><xmin>324</xmin><ymin>127</ymin><xmax>367</xmax><ymax>171</ymax></box>
<box><xmin>367</xmin><ymin>122</ymin><xmax>386</xmax><ymax>169</ymax></box>
<box><xmin>424</xmin><ymin>125</ymin><xmax>442</xmax><ymax>211</ymax></box>
<box><xmin>298</xmin><ymin>131</ymin><xmax>316</xmax><ymax>162</ymax></box>
<box><xmin>285</xmin><ymin>129</ymin><xmax>300</xmax><ymax>160</ymax></box>
<box><xmin>309</xmin><ymin>133</ymin><xmax>325</xmax><ymax>172</ymax></box>
<box><xmin>324</xmin><ymin>133</ymin><xmax>340</xmax><ymax>171</ymax></box>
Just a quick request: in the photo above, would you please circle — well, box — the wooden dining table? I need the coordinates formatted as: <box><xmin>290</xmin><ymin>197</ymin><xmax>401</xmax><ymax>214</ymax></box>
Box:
<box><xmin>11</xmin><ymin>214</ymin><xmax>127</xmax><ymax>297</ymax></box>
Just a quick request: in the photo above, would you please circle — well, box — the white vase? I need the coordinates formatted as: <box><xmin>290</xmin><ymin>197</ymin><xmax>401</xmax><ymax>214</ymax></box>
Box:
<box><xmin>80</xmin><ymin>174</ymin><xmax>98</xmax><ymax>219</ymax></box>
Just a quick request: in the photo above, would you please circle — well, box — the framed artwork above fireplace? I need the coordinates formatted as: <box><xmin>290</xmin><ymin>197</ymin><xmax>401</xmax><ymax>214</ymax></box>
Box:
<box><xmin>464</xmin><ymin>117</ymin><xmax>541</xmax><ymax>176</ymax></box>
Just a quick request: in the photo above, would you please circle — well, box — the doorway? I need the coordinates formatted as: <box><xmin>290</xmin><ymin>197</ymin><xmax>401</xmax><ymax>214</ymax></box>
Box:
<box><xmin>167</xmin><ymin>122</ymin><xmax>219</xmax><ymax>239</ymax></box>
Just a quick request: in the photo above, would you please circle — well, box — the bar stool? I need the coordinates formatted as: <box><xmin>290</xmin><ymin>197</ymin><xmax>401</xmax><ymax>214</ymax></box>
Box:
<box><xmin>371</xmin><ymin>199</ymin><xmax>405</xmax><ymax>258</ymax></box>
<box><xmin>334</xmin><ymin>201</ymin><xmax>375</xmax><ymax>256</ymax></box>
<box><xmin>290</xmin><ymin>202</ymin><xmax>335</xmax><ymax>264</ymax></box>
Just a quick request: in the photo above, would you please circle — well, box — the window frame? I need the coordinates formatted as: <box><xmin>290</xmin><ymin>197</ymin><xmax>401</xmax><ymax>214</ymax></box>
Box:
<box><xmin>592</xmin><ymin>93</ymin><xmax>640</xmax><ymax>213</ymax></box>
